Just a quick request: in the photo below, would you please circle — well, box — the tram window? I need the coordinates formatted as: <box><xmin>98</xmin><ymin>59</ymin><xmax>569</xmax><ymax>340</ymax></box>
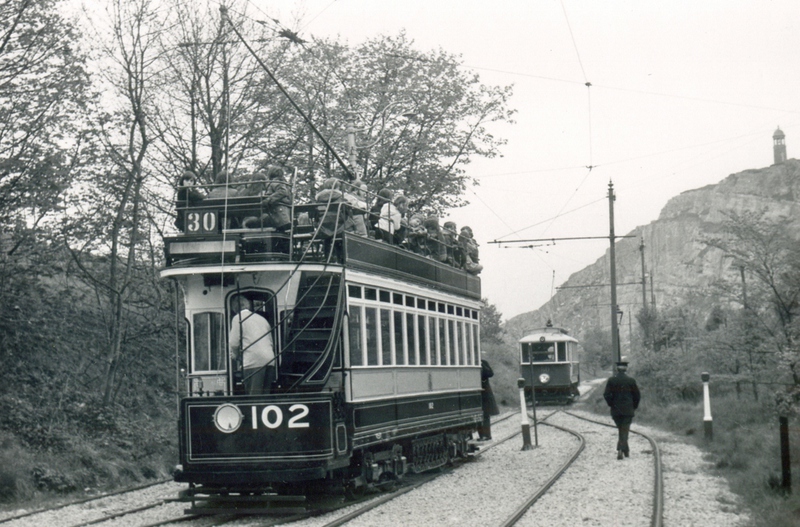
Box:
<box><xmin>380</xmin><ymin>308</ymin><xmax>392</xmax><ymax>365</ymax></box>
<box><xmin>462</xmin><ymin>322</ymin><xmax>469</xmax><ymax>365</ymax></box>
<box><xmin>448</xmin><ymin>320</ymin><xmax>457</xmax><ymax>365</ymax></box>
<box><xmin>348</xmin><ymin>306</ymin><xmax>363</xmax><ymax>366</ymax></box>
<box><xmin>348</xmin><ymin>285</ymin><xmax>362</xmax><ymax>298</ymax></box>
<box><xmin>418</xmin><ymin>315</ymin><xmax>428</xmax><ymax>365</ymax></box>
<box><xmin>365</xmin><ymin>307</ymin><xmax>378</xmax><ymax>365</ymax></box>
<box><xmin>393</xmin><ymin>293</ymin><xmax>403</xmax><ymax>305</ymax></box>
<box><xmin>429</xmin><ymin>317</ymin><xmax>438</xmax><ymax>364</ymax></box>
<box><xmin>406</xmin><ymin>296</ymin><xmax>415</xmax><ymax>308</ymax></box>
<box><xmin>394</xmin><ymin>311</ymin><xmax>404</xmax><ymax>365</ymax></box>
<box><xmin>192</xmin><ymin>312</ymin><xmax>225</xmax><ymax>372</ymax></box>
<box><xmin>557</xmin><ymin>342</ymin><xmax>566</xmax><ymax>361</ymax></box>
<box><xmin>473</xmin><ymin>324</ymin><xmax>480</xmax><ymax>362</ymax></box>
<box><xmin>456</xmin><ymin>321</ymin><xmax>464</xmax><ymax>365</ymax></box>
<box><xmin>406</xmin><ymin>313</ymin><xmax>416</xmax><ymax>365</ymax></box>
<box><xmin>467</xmin><ymin>323</ymin><xmax>475</xmax><ymax>365</ymax></box>
<box><xmin>521</xmin><ymin>342</ymin><xmax>554</xmax><ymax>362</ymax></box>
<box><xmin>379</xmin><ymin>290</ymin><xmax>390</xmax><ymax>303</ymax></box>
<box><xmin>365</xmin><ymin>288</ymin><xmax>377</xmax><ymax>301</ymax></box>
<box><xmin>439</xmin><ymin>318</ymin><xmax>448</xmax><ymax>365</ymax></box>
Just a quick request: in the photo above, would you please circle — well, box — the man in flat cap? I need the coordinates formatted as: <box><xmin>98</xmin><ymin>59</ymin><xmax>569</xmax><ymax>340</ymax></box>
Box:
<box><xmin>603</xmin><ymin>357</ymin><xmax>641</xmax><ymax>460</ymax></box>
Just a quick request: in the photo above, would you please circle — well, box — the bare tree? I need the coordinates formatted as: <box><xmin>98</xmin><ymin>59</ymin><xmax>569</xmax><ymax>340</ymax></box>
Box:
<box><xmin>65</xmin><ymin>0</ymin><xmax>161</xmax><ymax>406</ymax></box>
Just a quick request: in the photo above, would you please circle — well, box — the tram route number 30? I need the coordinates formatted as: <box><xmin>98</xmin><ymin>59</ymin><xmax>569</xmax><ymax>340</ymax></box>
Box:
<box><xmin>185</xmin><ymin>211</ymin><xmax>218</xmax><ymax>233</ymax></box>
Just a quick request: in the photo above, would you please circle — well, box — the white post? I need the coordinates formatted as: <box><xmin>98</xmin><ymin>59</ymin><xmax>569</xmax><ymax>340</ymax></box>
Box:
<box><xmin>518</xmin><ymin>378</ymin><xmax>533</xmax><ymax>450</ymax></box>
<box><xmin>701</xmin><ymin>372</ymin><xmax>712</xmax><ymax>440</ymax></box>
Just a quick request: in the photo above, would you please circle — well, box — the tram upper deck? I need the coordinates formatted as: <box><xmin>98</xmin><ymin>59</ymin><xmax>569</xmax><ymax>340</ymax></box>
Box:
<box><xmin>163</xmin><ymin>193</ymin><xmax>481</xmax><ymax>300</ymax></box>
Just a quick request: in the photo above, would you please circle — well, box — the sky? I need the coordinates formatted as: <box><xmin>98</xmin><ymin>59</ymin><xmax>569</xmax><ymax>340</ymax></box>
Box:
<box><xmin>148</xmin><ymin>0</ymin><xmax>800</xmax><ymax>320</ymax></box>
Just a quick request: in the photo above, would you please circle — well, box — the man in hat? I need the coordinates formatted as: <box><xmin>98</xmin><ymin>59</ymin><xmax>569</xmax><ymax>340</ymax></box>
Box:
<box><xmin>603</xmin><ymin>357</ymin><xmax>640</xmax><ymax>460</ymax></box>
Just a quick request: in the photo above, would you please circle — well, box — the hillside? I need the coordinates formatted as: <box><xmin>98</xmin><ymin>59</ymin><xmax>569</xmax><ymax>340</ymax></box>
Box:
<box><xmin>505</xmin><ymin>159</ymin><xmax>800</xmax><ymax>350</ymax></box>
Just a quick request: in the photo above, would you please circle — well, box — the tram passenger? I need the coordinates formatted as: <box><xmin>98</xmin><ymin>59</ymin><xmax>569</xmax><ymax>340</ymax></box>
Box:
<box><xmin>315</xmin><ymin>178</ymin><xmax>349</xmax><ymax>259</ymax></box>
<box><xmin>369</xmin><ymin>189</ymin><xmax>393</xmax><ymax>238</ymax></box>
<box><xmin>603</xmin><ymin>358</ymin><xmax>641</xmax><ymax>460</ymax></box>
<box><xmin>479</xmin><ymin>358</ymin><xmax>500</xmax><ymax>440</ymax></box>
<box><xmin>175</xmin><ymin>170</ymin><xmax>204</xmax><ymax>231</ymax></box>
<box><xmin>377</xmin><ymin>195</ymin><xmax>408</xmax><ymax>245</ymax></box>
<box><xmin>205</xmin><ymin>169</ymin><xmax>240</xmax><ymax>199</ymax></box>
<box><xmin>261</xmin><ymin>166</ymin><xmax>292</xmax><ymax>232</ymax></box>
<box><xmin>342</xmin><ymin>179</ymin><xmax>368</xmax><ymax>236</ymax></box>
<box><xmin>406</xmin><ymin>213</ymin><xmax>428</xmax><ymax>254</ymax></box>
<box><xmin>241</xmin><ymin>166</ymin><xmax>292</xmax><ymax>231</ymax></box>
<box><xmin>423</xmin><ymin>216</ymin><xmax>448</xmax><ymax>262</ymax></box>
<box><xmin>442</xmin><ymin>221</ymin><xmax>463</xmax><ymax>268</ymax></box>
<box><xmin>237</xmin><ymin>172</ymin><xmax>268</xmax><ymax>196</ymax></box>
<box><xmin>459</xmin><ymin>226</ymin><xmax>483</xmax><ymax>275</ymax></box>
<box><xmin>229</xmin><ymin>295</ymin><xmax>275</xmax><ymax>395</ymax></box>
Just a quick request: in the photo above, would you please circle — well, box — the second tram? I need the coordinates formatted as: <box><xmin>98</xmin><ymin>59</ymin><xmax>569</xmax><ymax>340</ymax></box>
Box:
<box><xmin>519</xmin><ymin>322</ymin><xmax>580</xmax><ymax>404</ymax></box>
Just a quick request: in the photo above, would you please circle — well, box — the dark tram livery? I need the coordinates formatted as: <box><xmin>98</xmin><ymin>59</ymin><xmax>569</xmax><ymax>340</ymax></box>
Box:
<box><xmin>519</xmin><ymin>323</ymin><xmax>580</xmax><ymax>404</ymax></box>
<box><xmin>161</xmin><ymin>198</ymin><xmax>483</xmax><ymax>511</ymax></box>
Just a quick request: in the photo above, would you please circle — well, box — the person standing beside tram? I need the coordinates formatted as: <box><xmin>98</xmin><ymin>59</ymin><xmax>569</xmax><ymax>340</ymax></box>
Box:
<box><xmin>229</xmin><ymin>295</ymin><xmax>275</xmax><ymax>395</ymax></box>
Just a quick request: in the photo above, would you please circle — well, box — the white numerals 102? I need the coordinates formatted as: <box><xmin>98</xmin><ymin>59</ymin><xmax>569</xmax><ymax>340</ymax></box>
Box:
<box><xmin>251</xmin><ymin>404</ymin><xmax>310</xmax><ymax>430</ymax></box>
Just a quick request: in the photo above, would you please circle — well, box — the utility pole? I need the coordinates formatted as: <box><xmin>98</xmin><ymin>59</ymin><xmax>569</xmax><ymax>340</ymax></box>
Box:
<box><xmin>640</xmin><ymin>238</ymin><xmax>647</xmax><ymax>312</ymax></box>
<box><xmin>608</xmin><ymin>181</ymin><xmax>621</xmax><ymax>363</ymax></box>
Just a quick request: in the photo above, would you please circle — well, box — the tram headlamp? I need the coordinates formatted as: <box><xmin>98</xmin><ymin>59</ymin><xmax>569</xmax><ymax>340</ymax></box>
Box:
<box><xmin>538</xmin><ymin>373</ymin><xmax>551</xmax><ymax>384</ymax></box>
<box><xmin>213</xmin><ymin>404</ymin><xmax>243</xmax><ymax>433</ymax></box>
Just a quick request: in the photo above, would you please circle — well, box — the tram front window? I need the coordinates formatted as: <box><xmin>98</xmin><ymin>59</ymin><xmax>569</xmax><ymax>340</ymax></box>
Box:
<box><xmin>192</xmin><ymin>312</ymin><xmax>226</xmax><ymax>372</ymax></box>
<box><xmin>521</xmin><ymin>342</ymin><xmax>555</xmax><ymax>363</ymax></box>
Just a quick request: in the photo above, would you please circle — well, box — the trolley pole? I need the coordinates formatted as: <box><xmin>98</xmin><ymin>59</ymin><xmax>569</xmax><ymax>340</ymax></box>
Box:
<box><xmin>518</xmin><ymin>379</ymin><xmax>533</xmax><ymax>450</ymax></box>
<box><xmin>701</xmin><ymin>372</ymin><xmax>713</xmax><ymax>440</ymax></box>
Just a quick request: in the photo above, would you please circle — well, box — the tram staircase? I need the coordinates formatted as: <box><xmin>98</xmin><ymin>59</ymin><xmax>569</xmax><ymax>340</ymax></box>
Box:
<box><xmin>280</xmin><ymin>272</ymin><xmax>342</xmax><ymax>389</ymax></box>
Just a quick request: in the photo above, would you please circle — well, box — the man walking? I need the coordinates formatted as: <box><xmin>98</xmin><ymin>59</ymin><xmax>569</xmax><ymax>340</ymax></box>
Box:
<box><xmin>603</xmin><ymin>358</ymin><xmax>640</xmax><ymax>460</ymax></box>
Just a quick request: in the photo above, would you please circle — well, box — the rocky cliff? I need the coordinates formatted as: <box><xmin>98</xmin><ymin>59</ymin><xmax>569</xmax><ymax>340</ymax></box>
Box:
<box><xmin>505</xmin><ymin>159</ymin><xmax>800</xmax><ymax>348</ymax></box>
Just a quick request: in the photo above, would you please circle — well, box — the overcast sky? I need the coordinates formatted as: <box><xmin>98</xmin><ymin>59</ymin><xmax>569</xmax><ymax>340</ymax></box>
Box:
<box><xmin>249</xmin><ymin>1</ymin><xmax>799</xmax><ymax>319</ymax></box>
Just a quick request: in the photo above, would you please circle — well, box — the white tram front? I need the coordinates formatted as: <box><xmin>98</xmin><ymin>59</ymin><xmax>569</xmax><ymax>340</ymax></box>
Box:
<box><xmin>518</xmin><ymin>323</ymin><xmax>580</xmax><ymax>404</ymax></box>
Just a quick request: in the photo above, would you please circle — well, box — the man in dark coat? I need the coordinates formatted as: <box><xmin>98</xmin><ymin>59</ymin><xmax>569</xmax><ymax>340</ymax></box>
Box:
<box><xmin>479</xmin><ymin>359</ymin><xmax>500</xmax><ymax>440</ymax></box>
<box><xmin>603</xmin><ymin>359</ymin><xmax>641</xmax><ymax>460</ymax></box>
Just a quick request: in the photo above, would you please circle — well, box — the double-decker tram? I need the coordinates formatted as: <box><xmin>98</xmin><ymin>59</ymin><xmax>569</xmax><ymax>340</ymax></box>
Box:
<box><xmin>162</xmin><ymin>195</ymin><xmax>484</xmax><ymax>513</ymax></box>
<box><xmin>519</xmin><ymin>322</ymin><xmax>580</xmax><ymax>404</ymax></box>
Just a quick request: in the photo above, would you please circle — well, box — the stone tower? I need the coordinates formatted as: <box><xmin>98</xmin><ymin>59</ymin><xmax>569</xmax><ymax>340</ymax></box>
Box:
<box><xmin>773</xmin><ymin>126</ymin><xmax>787</xmax><ymax>165</ymax></box>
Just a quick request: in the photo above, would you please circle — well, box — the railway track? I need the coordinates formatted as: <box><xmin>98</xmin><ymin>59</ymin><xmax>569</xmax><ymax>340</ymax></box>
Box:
<box><xmin>561</xmin><ymin>410</ymin><xmax>664</xmax><ymax>527</ymax></box>
<box><xmin>498</xmin><ymin>416</ymin><xmax>585</xmax><ymax>527</ymax></box>
<box><xmin>0</xmin><ymin>479</ymin><xmax>181</xmax><ymax>527</ymax></box>
<box><xmin>499</xmin><ymin>409</ymin><xmax>663</xmax><ymax>527</ymax></box>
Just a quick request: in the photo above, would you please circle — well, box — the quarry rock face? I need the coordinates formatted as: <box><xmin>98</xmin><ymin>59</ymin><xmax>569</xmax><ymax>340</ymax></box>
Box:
<box><xmin>506</xmin><ymin>159</ymin><xmax>800</xmax><ymax>346</ymax></box>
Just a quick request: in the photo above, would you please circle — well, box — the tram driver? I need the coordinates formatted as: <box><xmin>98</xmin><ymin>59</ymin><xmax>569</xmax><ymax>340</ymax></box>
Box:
<box><xmin>229</xmin><ymin>294</ymin><xmax>275</xmax><ymax>395</ymax></box>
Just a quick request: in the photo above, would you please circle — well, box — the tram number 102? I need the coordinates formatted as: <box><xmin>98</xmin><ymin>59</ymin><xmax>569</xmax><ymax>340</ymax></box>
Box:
<box><xmin>252</xmin><ymin>404</ymin><xmax>310</xmax><ymax>430</ymax></box>
<box><xmin>186</xmin><ymin>211</ymin><xmax>218</xmax><ymax>233</ymax></box>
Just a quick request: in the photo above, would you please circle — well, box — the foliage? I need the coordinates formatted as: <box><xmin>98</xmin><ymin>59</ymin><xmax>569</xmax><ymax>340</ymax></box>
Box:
<box><xmin>132</xmin><ymin>2</ymin><xmax>515</xmax><ymax>216</ymax></box>
<box><xmin>480</xmin><ymin>298</ymin><xmax>504</xmax><ymax>343</ymax></box>
<box><xmin>705</xmin><ymin>210</ymin><xmax>800</xmax><ymax>392</ymax></box>
<box><xmin>580</xmin><ymin>326</ymin><xmax>614</xmax><ymax>375</ymax></box>
<box><xmin>0</xmin><ymin>0</ymin><xmax>90</xmax><ymax>235</ymax></box>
